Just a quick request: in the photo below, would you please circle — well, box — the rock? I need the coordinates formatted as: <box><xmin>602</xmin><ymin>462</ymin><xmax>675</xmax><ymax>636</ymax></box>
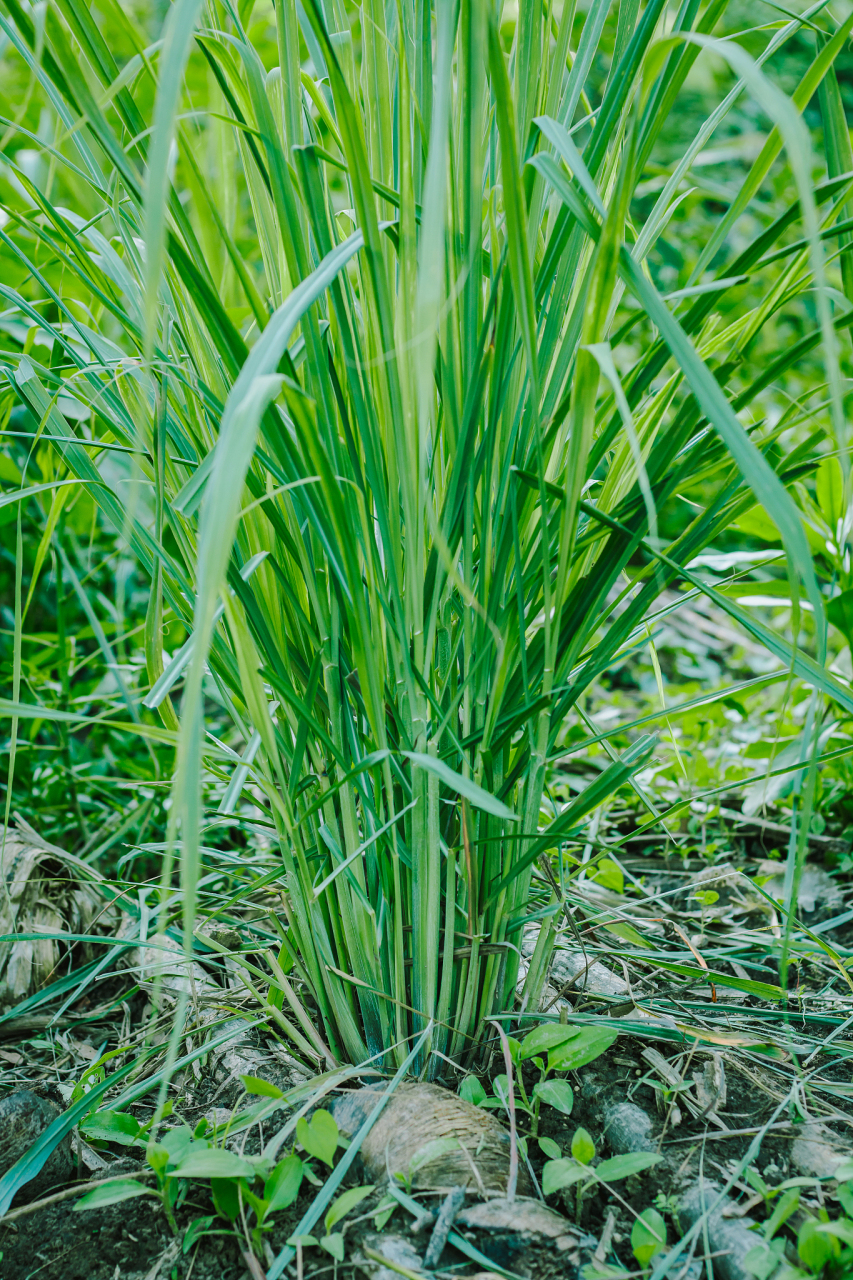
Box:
<box><xmin>456</xmin><ymin>1196</ymin><xmax>576</xmax><ymax>1248</ymax></box>
<box><xmin>761</xmin><ymin>864</ymin><xmax>843</xmax><ymax>921</ymax></box>
<box><xmin>131</xmin><ymin>932</ymin><xmax>218</xmax><ymax>1000</ymax></box>
<box><xmin>196</xmin><ymin>920</ymin><xmax>243</xmax><ymax>953</ymax></box>
<box><xmin>354</xmin><ymin>1232</ymin><xmax>424</xmax><ymax>1279</ymax></box>
<box><xmin>517</xmin><ymin>928</ymin><xmax>628</xmax><ymax>1007</ymax></box>
<box><xmin>206</xmin><ymin>1017</ymin><xmax>310</xmax><ymax>1094</ymax></box>
<box><xmin>0</xmin><ymin>1090</ymin><xmax>73</xmax><ymax>1202</ymax></box>
<box><xmin>680</xmin><ymin>1182</ymin><xmax>781</xmax><ymax>1280</ymax></box>
<box><xmin>330</xmin><ymin>1083</ymin><xmax>533</xmax><ymax>1193</ymax></box>
<box><xmin>210</xmin><ymin>1017</ymin><xmax>271</xmax><ymax>1085</ymax></box>
<box><xmin>791</xmin><ymin>1122</ymin><xmax>852</xmax><ymax>1179</ymax></box>
<box><xmin>454</xmin><ymin>1196</ymin><xmax>589</xmax><ymax>1274</ymax></box>
<box><xmin>548</xmin><ymin>949</ymin><xmax>629</xmax><ymax>997</ymax></box>
<box><xmin>604</xmin><ymin>1102</ymin><xmax>656</xmax><ymax>1154</ymax></box>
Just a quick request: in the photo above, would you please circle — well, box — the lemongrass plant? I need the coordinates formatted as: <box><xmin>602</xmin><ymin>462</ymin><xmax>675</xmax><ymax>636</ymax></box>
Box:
<box><xmin>0</xmin><ymin>0</ymin><xmax>852</xmax><ymax>1072</ymax></box>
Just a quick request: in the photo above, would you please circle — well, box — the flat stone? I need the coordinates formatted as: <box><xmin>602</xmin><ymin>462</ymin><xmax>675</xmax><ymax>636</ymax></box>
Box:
<box><xmin>456</xmin><ymin>1196</ymin><xmax>575</xmax><ymax>1245</ymax></box>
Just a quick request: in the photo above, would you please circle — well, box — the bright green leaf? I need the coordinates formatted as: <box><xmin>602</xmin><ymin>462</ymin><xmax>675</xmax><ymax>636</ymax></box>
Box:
<box><xmin>265</xmin><ymin>1154</ymin><xmax>304</xmax><ymax>1214</ymax></box>
<box><xmin>74</xmin><ymin>1179</ymin><xmax>152</xmax><ymax>1210</ymax></box>
<box><xmin>571</xmin><ymin>1129</ymin><xmax>596</xmax><ymax>1166</ymax></box>
<box><xmin>549</xmin><ymin>1026</ymin><xmax>618</xmax><ymax>1072</ymax></box>
<box><xmin>533</xmin><ymin>1079</ymin><xmax>574</xmax><ymax>1116</ymax></box>
<box><xmin>171</xmin><ymin>1147</ymin><xmax>255</xmax><ymax>1180</ymax></box>
<box><xmin>631</xmin><ymin>1207</ymin><xmax>667</xmax><ymax>1267</ymax></box>
<box><xmin>324</xmin><ymin>1184</ymin><xmax>374</xmax><ymax>1232</ymax></box>
<box><xmin>296</xmin><ymin>1111</ymin><xmax>339</xmax><ymax>1168</ymax></box>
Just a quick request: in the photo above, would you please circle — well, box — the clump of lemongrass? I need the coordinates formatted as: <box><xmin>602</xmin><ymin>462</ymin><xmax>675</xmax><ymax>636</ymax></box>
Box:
<box><xmin>0</xmin><ymin>0</ymin><xmax>850</xmax><ymax>1075</ymax></box>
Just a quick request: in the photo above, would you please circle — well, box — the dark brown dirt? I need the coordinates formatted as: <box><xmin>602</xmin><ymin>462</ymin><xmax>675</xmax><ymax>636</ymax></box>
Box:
<box><xmin>3</xmin><ymin>1031</ymin><xmax>852</xmax><ymax>1280</ymax></box>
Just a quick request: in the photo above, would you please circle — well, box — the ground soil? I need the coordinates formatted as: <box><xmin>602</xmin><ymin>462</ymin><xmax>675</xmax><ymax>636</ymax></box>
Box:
<box><xmin>4</xmin><ymin>1031</ymin><xmax>850</xmax><ymax>1280</ymax></box>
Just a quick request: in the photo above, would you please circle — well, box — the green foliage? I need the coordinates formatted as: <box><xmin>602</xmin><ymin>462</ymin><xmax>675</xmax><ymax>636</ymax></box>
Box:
<box><xmin>631</xmin><ymin>1207</ymin><xmax>668</xmax><ymax>1269</ymax></box>
<box><xmin>76</xmin><ymin>1110</ymin><xmax>317</xmax><ymax>1257</ymax></box>
<box><xmin>461</xmin><ymin>1019</ymin><xmax>614</xmax><ymax>1138</ymax></box>
<box><xmin>459</xmin><ymin>1075</ymin><xmax>487</xmax><ymax>1106</ymax></box>
<box><xmin>541</xmin><ymin>1141</ymin><xmax>661</xmax><ymax>1196</ymax></box>
<box><xmin>73</xmin><ymin>1178</ymin><xmax>152</xmax><ymax>1210</ymax></box>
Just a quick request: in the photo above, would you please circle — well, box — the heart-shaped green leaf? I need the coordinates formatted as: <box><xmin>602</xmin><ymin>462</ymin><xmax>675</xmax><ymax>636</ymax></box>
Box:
<box><xmin>241</xmin><ymin>1075</ymin><xmax>284</xmax><ymax>1099</ymax></box>
<box><xmin>571</xmin><ymin>1128</ymin><xmax>595</xmax><ymax>1165</ymax></box>
<box><xmin>459</xmin><ymin>1075</ymin><xmax>487</xmax><ymax>1106</ymax></box>
<box><xmin>542</xmin><ymin>1159</ymin><xmax>589</xmax><ymax>1196</ymax></box>
<box><xmin>324</xmin><ymin>1184</ymin><xmax>374</xmax><ymax>1231</ymax></box>
<box><xmin>594</xmin><ymin>1152</ymin><xmax>661</xmax><ymax>1182</ymax></box>
<box><xmin>319</xmin><ymin>1232</ymin><xmax>345</xmax><ymax>1261</ymax></box>
<box><xmin>296</xmin><ymin>1110</ymin><xmax>339</xmax><ymax>1168</ymax></box>
<box><xmin>520</xmin><ymin>1023</ymin><xmax>580</xmax><ymax>1060</ymax></box>
<box><xmin>631</xmin><ymin>1207</ymin><xmax>667</xmax><ymax>1267</ymax></box>
<box><xmin>80</xmin><ymin>1110</ymin><xmax>142</xmax><ymax>1147</ymax></box>
<box><xmin>538</xmin><ymin>1136</ymin><xmax>561</xmax><ymax>1160</ymax></box>
<box><xmin>160</xmin><ymin>1125</ymin><xmax>195</xmax><ymax>1166</ymax></box>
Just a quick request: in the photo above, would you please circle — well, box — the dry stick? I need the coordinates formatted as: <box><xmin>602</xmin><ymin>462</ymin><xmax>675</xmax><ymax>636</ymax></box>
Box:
<box><xmin>670</xmin><ymin>922</ymin><xmax>716</xmax><ymax>1002</ymax></box>
<box><xmin>0</xmin><ymin>1169</ymin><xmax>157</xmax><ymax>1223</ymax></box>
<box><xmin>423</xmin><ymin>1186</ymin><xmax>466</xmax><ymax>1270</ymax></box>
<box><xmin>487</xmin><ymin>1019</ymin><xmax>518</xmax><ymax>1202</ymax></box>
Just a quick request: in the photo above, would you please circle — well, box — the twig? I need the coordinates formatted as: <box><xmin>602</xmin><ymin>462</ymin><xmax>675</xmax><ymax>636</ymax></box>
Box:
<box><xmin>0</xmin><ymin>1169</ymin><xmax>157</xmax><ymax>1223</ymax></box>
<box><xmin>670</xmin><ymin>922</ymin><xmax>716</xmax><ymax>1002</ymax></box>
<box><xmin>594</xmin><ymin>1208</ymin><xmax>617</xmax><ymax>1263</ymax></box>
<box><xmin>423</xmin><ymin>1186</ymin><xmax>466</xmax><ymax>1269</ymax></box>
<box><xmin>664</xmin><ymin>1122</ymin><xmax>795</xmax><ymax>1144</ymax></box>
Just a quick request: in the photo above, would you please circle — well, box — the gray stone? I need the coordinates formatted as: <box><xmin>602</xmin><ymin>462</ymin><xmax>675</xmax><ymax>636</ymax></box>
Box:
<box><xmin>680</xmin><ymin>1182</ymin><xmax>782</xmax><ymax>1280</ymax></box>
<box><xmin>354</xmin><ymin>1232</ymin><xmax>424</xmax><ymax>1280</ymax></box>
<box><xmin>791</xmin><ymin>1122</ymin><xmax>852</xmax><ymax>1179</ymax></box>
<box><xmin>0</xmin><ymin>1090</ymin><xmax>73</xmax><ymax>1203</ymax></box>
<box><xmin>456</xmin><ymin>1196</ymin><xmax>576</xmax><ymax>1248</ymax></box>
<box><xmin>604</xmin><ymin>1102</ymin><xmax>656</xmax><ymax>1154</ymax></box>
